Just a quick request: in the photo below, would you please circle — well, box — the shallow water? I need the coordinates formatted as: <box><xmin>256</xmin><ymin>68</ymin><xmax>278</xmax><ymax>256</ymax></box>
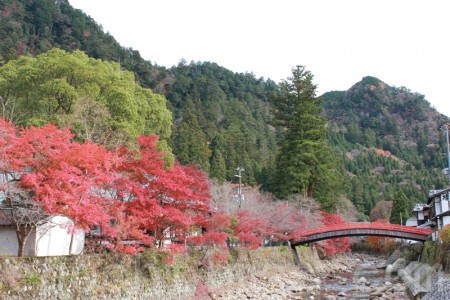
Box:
<box><xmin>300</xmin><ymin>261</ymin><xmax>391</xmax><ymax>299</ymax></box>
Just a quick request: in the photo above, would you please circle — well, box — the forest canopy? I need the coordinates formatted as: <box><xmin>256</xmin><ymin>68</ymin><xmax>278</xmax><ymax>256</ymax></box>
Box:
<box><xmin>0</xmin><ymin>49</ymin><xmax>172</xmax><ymax>150</ymax></box>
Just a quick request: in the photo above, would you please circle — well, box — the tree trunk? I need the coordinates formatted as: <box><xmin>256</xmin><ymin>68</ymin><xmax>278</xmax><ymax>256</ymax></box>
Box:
<box><xmin>17</xmin><ymin>237</ymin><xmax>26</xmax><ymax>257</ymax></box>
<box><xmin>68</xmin><ymin>220</ymin><xmax>78</xmax><ymax>255</ymax></box>
<box><xmin>16</xmin><ymin>225</ymin><xmax>33</xmax><ymax>257</ymax></box>
<box><xmin>307</xmin><ymin>183</ymin><xmax>314</xmax><ymax>198</ymax></box>
<box><xmin>69</xmin><ymin>230</ymin><xmax>75</xmax><ymax>255</ymax></box>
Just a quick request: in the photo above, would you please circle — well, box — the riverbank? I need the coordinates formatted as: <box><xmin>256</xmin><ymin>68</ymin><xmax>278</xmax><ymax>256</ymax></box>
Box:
<box><xmin>211</xmin><ymin>252</ymin><xmax>409</xmax><ymax>299</ymax></box>
<box><xmin>0</xmin><ymin>247</ymin><xmax>296</xmax><ymax>299</ymax></box>
<box><xmin>0</xmin><ymin>246</ymin><xmax>447</xmax><ymax>299</ymax></box>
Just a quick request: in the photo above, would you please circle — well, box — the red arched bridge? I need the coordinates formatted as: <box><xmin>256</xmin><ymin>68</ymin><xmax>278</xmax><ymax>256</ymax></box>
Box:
<box><xmin>289</xmin><ymin>222</ymin><xmax>432</xmax><ymax>265</ymax></box>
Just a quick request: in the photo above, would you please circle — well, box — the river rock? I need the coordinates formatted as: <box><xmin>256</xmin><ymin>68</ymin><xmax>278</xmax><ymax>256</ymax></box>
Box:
<box><xmin>386</xmin><ymin>258</ymin><xmax>407</xmax><ymax>274</ymax></box>
<box><xmin>370</xmin><ymin>286</ymin><xmax>388</xmax><ymax>297</ymax></box>
<box><xmin>211</xmin><ymin>253</ymin><xmax>411</xmax><ymax>300</ymax></box>
<box><xmin>357</xmin><ymin>286</ymin><xmax>371</xmax><ymax>293</ymax></box>
<box><xmin>392</xmin><ymin>283</ymin><xmax>405</xmax><ymax>292</ymax></box>
<box><xmin>356</xmin><ymin>276</ymin><xmax>368</xmax><ymax>285</ymax></box>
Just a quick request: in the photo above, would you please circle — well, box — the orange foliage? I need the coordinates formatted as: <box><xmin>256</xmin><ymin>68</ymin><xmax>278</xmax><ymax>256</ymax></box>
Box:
<box><xmin>366</xmin><ymin>235</ymin><xmax>396</xmax><ymax>253</ymax></box>
<box><xmin>440</xmin><ymin>225</ymin><xmax>450</xmax><ymax>244</ymax></box>
<box><xmin>367</xmin><ymin>236</ymin><xmax>383</xmax><ymax>252</ymax></box>
<box><xmin>374</xmin><ymin>149</ymin><xmax>392</xmax><ymax>157</ymax></box>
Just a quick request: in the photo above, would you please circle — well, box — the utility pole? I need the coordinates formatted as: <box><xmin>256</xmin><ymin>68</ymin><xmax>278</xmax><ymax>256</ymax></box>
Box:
<box><xmin>400</xmin><ymin>211</ymin><xmax>404</xmax><ymax>244</ymax></box>
<box><xmin>235</xmin><ymin>167</ymin><xmax>244</xmax><ymax>210</ymax></box>
<box><xmin>445</xmin><ymin>124</ymin><xmax>450</xmax><ymax>180</ymax></box>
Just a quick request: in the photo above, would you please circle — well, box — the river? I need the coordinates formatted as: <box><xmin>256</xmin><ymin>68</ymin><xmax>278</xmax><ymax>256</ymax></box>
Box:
<box><xmin>211</xmin><ymin>253</ymin><xmax>410</xmax><ymax>300</ymax></box>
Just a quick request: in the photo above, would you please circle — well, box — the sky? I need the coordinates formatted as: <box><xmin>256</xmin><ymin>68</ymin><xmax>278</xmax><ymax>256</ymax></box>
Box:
<box><xmin>69</xmin><ymin>0</ymin><xmax>450</xmax><ymax>116</ymax></box>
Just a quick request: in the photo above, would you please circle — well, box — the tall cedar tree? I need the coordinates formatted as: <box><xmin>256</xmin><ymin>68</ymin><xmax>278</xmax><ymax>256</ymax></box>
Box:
<box><xmin>270</xmin><ymin>66</ymin><xmax>339</xmax><ymax>211</ymax></box>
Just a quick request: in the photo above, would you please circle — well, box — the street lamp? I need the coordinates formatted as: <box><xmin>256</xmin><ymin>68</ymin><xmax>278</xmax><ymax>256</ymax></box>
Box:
<box><xmin>235</xmin><ymin>167</ymin><xmax>244</xmax><ymax>210</ymax></box>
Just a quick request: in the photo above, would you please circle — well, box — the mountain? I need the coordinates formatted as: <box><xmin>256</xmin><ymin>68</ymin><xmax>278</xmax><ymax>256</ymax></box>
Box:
<box><xmin>1</xmin><ymin>0</ymin><xmax>449</xmax><ymax>217</ymax></box>
<box><xmin>321</xmin><ymin>76</ymin><xmax>449</xmax><ymax>214</ymax></box>
<box><xmin>0</xmin><ymin>0</ymin><xmax>164</xmax><ymax>89</ymax></box>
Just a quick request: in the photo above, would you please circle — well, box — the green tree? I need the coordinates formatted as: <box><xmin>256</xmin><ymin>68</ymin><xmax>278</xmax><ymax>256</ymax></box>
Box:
<box><xmin>390</xmin><ymin>191</ymin><xmax>410</xmax><ymax>224</ymax></box>
<box><xmin>0</xmin><ymin>49</ymin><xmax>172</xmax><ymax>149</ymax></box>
<box><xmin>209</xmin><ymin>134</ymin><xmax>227</xmax><ymax>182</ymax></box>
<box><xmin>270</xmin><ymin>66</ymin><xmax>340</xmax><ymax>210</ymax></box>
<box><xmin>172</xmin><ymin>109</ymin><xmax>210</xmax><ymax>172</ymax></box>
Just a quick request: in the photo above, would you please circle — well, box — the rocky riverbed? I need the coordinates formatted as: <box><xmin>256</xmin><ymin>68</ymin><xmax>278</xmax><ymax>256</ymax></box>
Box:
<box><xmin>210</xmin><ymin>253</ymin><xmax>409</xmax><ymax>300</ymax></box>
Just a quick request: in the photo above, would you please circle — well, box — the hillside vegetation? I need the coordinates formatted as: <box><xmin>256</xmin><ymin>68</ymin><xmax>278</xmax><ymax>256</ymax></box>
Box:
<box><xmin>321</xmin><ymin>77</ymin><xmax>449</xmax><ymax>213</ymax></box>
<box><xmin>1</xmin><ymin>0</ymin><xmax>449</xmax><ymax>218</ymax></box>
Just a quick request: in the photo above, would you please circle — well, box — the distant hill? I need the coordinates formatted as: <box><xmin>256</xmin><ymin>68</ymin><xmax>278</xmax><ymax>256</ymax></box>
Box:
<box><xmin>321</xmin><ymin>76</ymin><xmax>449</xmax><ymax>214</ymax></box>
<box><xmin>1</xmin><ymin>0</ymin><xmax>449</xmax><ymax>217</ymax></box>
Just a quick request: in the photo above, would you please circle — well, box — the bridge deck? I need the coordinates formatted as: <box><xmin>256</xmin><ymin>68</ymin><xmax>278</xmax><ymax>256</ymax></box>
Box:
<box><xmin>291</xmin><ymin>222</ymin><xmax>432</xmax><ymax>246</ymax></box>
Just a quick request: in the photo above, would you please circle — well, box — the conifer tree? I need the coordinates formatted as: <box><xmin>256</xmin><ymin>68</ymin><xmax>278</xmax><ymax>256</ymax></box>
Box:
<box><xmin>390</xmin><ymin>191</ymin><xmax>410</xmax><ymax>224</ymax></box>
<box><xmin>172</xmin><ymin>110</ymin><xmax>210</xmax><ymax>172</ymax></box>
<box><xmin>270</xmin><ymin>66</ymin><xmax>342</xmax><ymax>210</ymax></box>
<box><xmin>209</xmin><ymin>134</ymin><xmax>227</xmax><ymax>182</ymax></box>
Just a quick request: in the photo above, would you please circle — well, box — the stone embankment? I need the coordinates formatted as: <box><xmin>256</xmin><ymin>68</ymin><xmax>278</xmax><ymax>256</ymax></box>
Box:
<box><xmin>1</xmin><ymin>246</ymin><xmax>447</xmax><ymax>299</ymax></box>
<box><xmin>392</xmin><ymin>260</ymin><xmax>450</xmax><ymax>300</ymax></box>
<box><xmin>211</xmin><ymin>253</ymin><xmax>409</xmax><ymax>299</ymax></box>
<box><xmin>0</xmin><ymin>247</ymin><xmax>296</xmax><ymax>300</ymax></box>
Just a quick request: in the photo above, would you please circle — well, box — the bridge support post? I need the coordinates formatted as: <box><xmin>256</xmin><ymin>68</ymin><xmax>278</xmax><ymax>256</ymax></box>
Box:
<box><xmin>290</xmin><ymin>244</ymin><xmax>301</xmax><ymax>266</ymax></box>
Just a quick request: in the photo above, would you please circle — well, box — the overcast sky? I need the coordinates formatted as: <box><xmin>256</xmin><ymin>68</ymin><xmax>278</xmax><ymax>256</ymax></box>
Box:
<box><xmin>69</xmin><ymin>0</ymin><xmax>450</xmax><ymax>117</ymax></box>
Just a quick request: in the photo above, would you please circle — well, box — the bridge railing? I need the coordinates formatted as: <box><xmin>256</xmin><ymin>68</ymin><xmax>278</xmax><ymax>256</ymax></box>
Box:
<box><xmin>300</xmin><ymin>222</ymin><xmax>432</xmax><ymax>236</ymax></box>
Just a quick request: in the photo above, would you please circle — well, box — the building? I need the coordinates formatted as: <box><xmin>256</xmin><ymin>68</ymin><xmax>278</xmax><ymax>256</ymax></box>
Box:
<box><xmin>405</xmin><ymin>203</ymin><xmax>431</xmax><ymax>228</ymax></box>
<box><xmin>427</xmin><ymin>188</ymin><xmax>450</xmax><ymax>241</ymax></box>
<box><xmin>0</xmin><ymin>215</ymin><xmax>84</xmax><ymax>256</ymax></box>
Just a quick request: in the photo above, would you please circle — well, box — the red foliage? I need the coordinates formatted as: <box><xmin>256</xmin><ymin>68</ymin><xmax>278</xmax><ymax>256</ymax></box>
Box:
<box><xmin>114</xmin><ymin>135</ymin><xmax>211</xmax><ymax>250</ymax></box>
<box><xmin>187</xmin><ymin>212</ymin><xmax>230</xmax><ymax>249</ymax></box>
<box><xmin>2</xmin><ymin>124</ymin><xmax>106</xmax><ymax>225</ymax></box>
<box><xmin>192</xmin><ymin>280</ymin><xmax>210</xmax><ymax>299</ymax></box>
<box><xmin>316</xmin><ymin>212</ymin><xmax>351</xmax><ymax>256</ymax></box>
<box><xmin>212</xmin><ymin>250</ymin><xmax>229</xmax><ymax>264</ymax></box>
<box><xmin>232</xmin><ymin>211</ymin><xmax>264</xmax><ymax>249</ymax></box>
<box><xmin>0</xmin><ymin>119</ymin><xmax>213</xmax><ymax>255</ymax></box>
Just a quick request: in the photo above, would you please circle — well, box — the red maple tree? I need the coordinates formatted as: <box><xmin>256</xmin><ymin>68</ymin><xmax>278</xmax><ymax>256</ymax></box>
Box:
<box><xmin>108</xmin><ymin>135</ymin><xmax>212</xmax><ymax>253</ymax></box>
<box><xmin>315</xmin><ymin>212</ymin><xmax>352</xmax><ymax>256</ymax></box>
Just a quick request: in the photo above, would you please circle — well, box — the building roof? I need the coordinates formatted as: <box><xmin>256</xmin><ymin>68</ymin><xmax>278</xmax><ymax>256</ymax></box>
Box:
<box><xmin>431</xmin><ymin>209</ymin><xmax>450</xmax><ymax>221</ymax></box>
<box><xmin>412</xmin><ymin>204</ymin><xmax>430</xmax><ymax>212</ymax></box>
<box><xmin>427</xmin><ymin>187</ymin><xmax>450</xmax><ymax>204</ymax></box>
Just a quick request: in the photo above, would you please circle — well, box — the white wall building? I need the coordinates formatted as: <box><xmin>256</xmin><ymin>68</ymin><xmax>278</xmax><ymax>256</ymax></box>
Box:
<box><xmin>0</xmin><ymin>215</ymin><xmax>84</xmax><ymax>256</ymax></box>
<box><xmin>405</xmin><ymin>203</ymin><xmax>431</xmax><ymax>228</ymax></box>
<box><xmin>427</xmin><ymin>188</ymin><xmax>450</xmax><ymax>241</ymax></box>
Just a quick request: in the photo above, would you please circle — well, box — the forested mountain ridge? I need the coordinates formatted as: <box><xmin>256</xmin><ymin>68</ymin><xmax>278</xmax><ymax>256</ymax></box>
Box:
<box><xmin>0</xmin><ymin>0</ymin><xmax>280</xmax><ymax>185</ymax></box>
<box><xmin>1</xmin><ymin>0</ymin><xmax>449</xmax><ymax>217</ymax></box>
<box><xmin>322</xmin><ymin>76</ymin><xmax>447</xmax><ymax>146</ymax></box>
<box><xmin>164</xmin><ymin>60</ymin><xmax>279</xmax><ymax>185</ymax></box>
<box><xmin>321</xmin><ymin>77</ymin><xmax>449</xmax><ymax>214</ymax></box>
<box><xmin>0</xmin><ymin>0</ymin><xmax>164</xmax><ymax>89</ymax></box>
